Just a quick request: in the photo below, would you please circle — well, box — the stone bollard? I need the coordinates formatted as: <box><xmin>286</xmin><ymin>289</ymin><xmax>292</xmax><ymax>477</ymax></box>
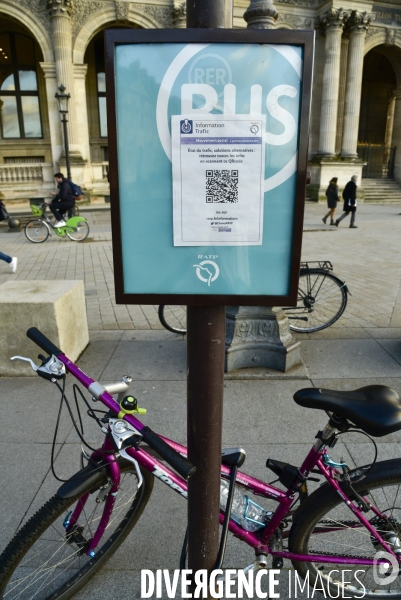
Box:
<box><xmin>0</xmin><ymin>280</ymin><xmax>89</xmax><ymax>376</ymax></box>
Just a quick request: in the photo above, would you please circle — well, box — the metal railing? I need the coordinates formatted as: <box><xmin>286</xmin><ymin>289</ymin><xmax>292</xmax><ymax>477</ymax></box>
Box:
<box><xmin>357</xmin><ymin>144</ymin><xmax>396</xmax><ymax>179</ymax></box>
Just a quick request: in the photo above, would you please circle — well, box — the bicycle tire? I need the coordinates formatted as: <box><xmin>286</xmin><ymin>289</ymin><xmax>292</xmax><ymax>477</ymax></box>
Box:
<box><xmin>285</xmin><ymin>269</ymin><xmax>347</xmax><ymax>333</ymax></box>
<box><xmin>158</xmin><ymin>305</ymin><xmax>187</xmax><ymax>334</ymax></box>
<box><xmin>0</xmin><ymin>460</ymin><xmax>153</xmax><ymax>600</ymax></box>
<box><xmin>289</xmin><ymin>458</ymin><xmax>401</xmax><ymax>598</ymax></box>
<box><xmin>24</xmin><ymin>219</ymin><xmax>50</xmax><ymax>243</ymax></box>
<box><xmin>66</xmin><ymin>221</ymin><xmax>89</xmax><ymax>242</ymax></box>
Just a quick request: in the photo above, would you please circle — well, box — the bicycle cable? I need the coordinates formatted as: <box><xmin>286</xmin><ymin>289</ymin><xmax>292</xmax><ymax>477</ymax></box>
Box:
<box><xmin>50</xmin><ymin>379</ymin><xmax>117</xmax><ymax>483</ymax></box>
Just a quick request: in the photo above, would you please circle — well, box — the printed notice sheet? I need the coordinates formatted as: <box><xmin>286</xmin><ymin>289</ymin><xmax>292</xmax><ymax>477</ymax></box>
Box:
<box><xmin>172</xmin><ymin>114</ymin><xmax>266</xmax><ymax>246</ymax></box>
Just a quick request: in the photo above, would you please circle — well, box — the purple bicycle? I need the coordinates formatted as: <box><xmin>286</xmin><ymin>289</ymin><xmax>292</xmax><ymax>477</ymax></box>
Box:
<box><xmin>1</xmin><ymin>327</ymin><xmax>401</xmax><ymax>598</ymax></box>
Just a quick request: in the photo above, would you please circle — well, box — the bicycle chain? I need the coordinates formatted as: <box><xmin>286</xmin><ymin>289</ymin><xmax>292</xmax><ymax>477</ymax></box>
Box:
<box><xmin>306</xmin><ymin>519</ymin><xmax>393</xmax><ymax>561</ymax></box>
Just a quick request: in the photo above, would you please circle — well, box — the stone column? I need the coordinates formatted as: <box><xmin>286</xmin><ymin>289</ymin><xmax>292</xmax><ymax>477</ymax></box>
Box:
<box><xmin>335</xmin><ymin>37</ymin><xmax>349</xmax><ymax>154</ymax></box>
<box><xmin>40</xmin><ymin>62</ymin><xmax>63</xmax><ymax>170</ymax></box>
<box><xmin>341</xmin><ymin>12</ymin><xmax>374</xmax><ymax>157</ymax></box>
<box><xmin>385</xmin><ymin>96</ymin><xmax>396</xmax><ymax>148</ymax></box>
<box><xmin>47</xmin><ymin>0</ymin><xmax>81</xmax><ymax>158</ymax></box>
<box><xmin>243</xmin><ymin>0</ymin><xmax>278</xmax><ymax>29</ymax></box>
<box><xmin>391</xmin><ymin>88</ymin><xmax>401</xmax><ymax>183</ymax></box>
<box><xmin>317</xmin><ymin>8</ymin><xmax>348</xmax><ymax>156</ymax></box>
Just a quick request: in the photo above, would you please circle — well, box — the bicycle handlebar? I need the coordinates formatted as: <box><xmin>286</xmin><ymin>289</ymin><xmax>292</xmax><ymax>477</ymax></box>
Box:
<box><xmin>27</xmin><ymin>327</ymin><xmax>62</xmax><ymax>357</ymax></box>
<box><xmin>141</xmin><ymin>428</ymin><xmax>196</xmax><ymax>480</ymax></box>
<box><xmin>26</xmin><ymin>327</ymin><xmax>196</xmax><ymax>480</ymax></box>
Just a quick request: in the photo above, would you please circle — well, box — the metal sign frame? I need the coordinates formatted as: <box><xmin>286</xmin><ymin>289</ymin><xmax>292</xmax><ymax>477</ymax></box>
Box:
<box><xmin>105</xmin><ymin>28</ymin><xmax>314</xmax><ymax>306</ymax></box>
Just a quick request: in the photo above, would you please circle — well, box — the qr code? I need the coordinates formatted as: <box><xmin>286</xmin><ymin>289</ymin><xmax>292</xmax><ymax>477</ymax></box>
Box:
<box><xmin>206</xmin><ymin>170</ymin><xmax>238</xmax><ymax>204</ymax></box>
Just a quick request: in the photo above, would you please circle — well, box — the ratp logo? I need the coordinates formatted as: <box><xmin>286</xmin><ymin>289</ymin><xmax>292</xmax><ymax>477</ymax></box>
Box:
<box><xmin>193</xmin><ymin>260</ymin><xmax>220</xmax><ymax>286</ymax></box>
<box><xmin>180</xmin><ymin>119</ymin><xmax>193</xmax><ymax>134</ymax></box>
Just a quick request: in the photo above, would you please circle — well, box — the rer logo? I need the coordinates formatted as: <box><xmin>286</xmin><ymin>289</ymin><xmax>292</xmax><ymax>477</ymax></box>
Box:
<box><xmin>155</xmin><ymin>43</ymin><xmax>303</xmax><ymax>193</ymax></box>
<box><xmin>180</xmin><ymin>119</ymin><xmax>192</xmax><ymax>134</ymax></box>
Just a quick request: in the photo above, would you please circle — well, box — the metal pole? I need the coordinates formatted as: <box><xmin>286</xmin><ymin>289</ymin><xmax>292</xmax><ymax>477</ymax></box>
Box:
<box><xmin>187</xmin><ymin>306</ymin><xmax>225</xmax><ymax>577</ymax></box>
<box><xmin>186</xmin><ymin>1</ymin><xmax>231</xmax><ymax>590</ymax></box>
<box><xmin>186</xmin><ymin>0</ymin><xmax>232</xmax><ymax>28</ymax></box>
<box><xmin>61</xmin><ymin>114</ymin><xmax>71</xmax><ymax>181</ymax></box>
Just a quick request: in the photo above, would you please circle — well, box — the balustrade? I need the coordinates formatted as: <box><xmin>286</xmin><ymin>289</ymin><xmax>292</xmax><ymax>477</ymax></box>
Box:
<box><xmin>0</xmin><ymin>164</ymin><xmax>44</xmax><ymax>183</ymax></box>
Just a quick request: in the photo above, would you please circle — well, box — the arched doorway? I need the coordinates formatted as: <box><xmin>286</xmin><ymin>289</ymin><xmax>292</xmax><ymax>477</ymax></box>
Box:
<box><xmin>357</xmin><ymin>47</ymin><xmax>397</xmax><ymax>178</ymax></box>
<box><xmin>0</xmin><ymin>16</ymin><xmax>51</xmax><ymax>163</ymax></box>
<box><xmin>84</xmin><ymin>26</ymin><xmax>141</xmax><ymax>169</ymax></box>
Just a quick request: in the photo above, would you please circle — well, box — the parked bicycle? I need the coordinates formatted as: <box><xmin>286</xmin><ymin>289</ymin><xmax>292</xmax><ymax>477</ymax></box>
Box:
<box><xmin>1</xmin><ymin>326</ymin><xmax>401</xmax><ymax>599</ymax></box>
<box><xmin>159</xmin><ymin>261</ymin><xmax>349</xmax><ymax>335</ymax></box>
<box><xmin>25</xmin><ymin>202</ymin><xmax>89</xmax><ymax>243</ymax></box>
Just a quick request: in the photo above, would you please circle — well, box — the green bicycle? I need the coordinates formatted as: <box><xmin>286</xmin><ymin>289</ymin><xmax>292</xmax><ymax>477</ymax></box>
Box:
<box><xmin>25</xmin><ymin>202</ymin><xmax>89</xmax><ymax>243</ymax></box>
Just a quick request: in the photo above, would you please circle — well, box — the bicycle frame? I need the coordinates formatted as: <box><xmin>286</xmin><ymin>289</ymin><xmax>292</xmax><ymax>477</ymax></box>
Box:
<box><xmin>59</xmin><ymin>352</ymin><xmax>399</xmax><ymax>569</ymax></box>
<box><xmin>30</xmin><ymin>204</ymin><xmax>84</xmax><ymax>237</ymax></box>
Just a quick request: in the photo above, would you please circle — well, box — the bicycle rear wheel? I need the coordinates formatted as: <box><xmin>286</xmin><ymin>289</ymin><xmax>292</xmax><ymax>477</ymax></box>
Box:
<box><xmin>158</xmin><ymin>305</ymin><xmax>187</xmax><ymax>334</ymax></box>
<box><xmin>289</xmin><ymin>458</ymin><xmax>401</xmax><ymax>598</ymax></box>
<box><xmin>66</xmin><ymin>221</ymin><xmax>89</xmax><ymax>241</ymax></box>
<box><xmin>285</xmin><ymin>269</ymin><xmax>347</xmax><ymax>333</ymax></box>
<box><xmin>25</xmin><ymin>219</ymin><xmax>50</xmax><ymax>243</ymax></box>
<box><xmin>0</xmin><ymin>460</ymin><xmax>153</xmax><ymax>600</ymax></box>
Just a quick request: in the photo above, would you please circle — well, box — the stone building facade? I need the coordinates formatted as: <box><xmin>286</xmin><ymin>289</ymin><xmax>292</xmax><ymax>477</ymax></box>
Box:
<box><xmin>0</xmin><ymin>0</ymin><xmax>401</xmax><ymax>203</ymax></box>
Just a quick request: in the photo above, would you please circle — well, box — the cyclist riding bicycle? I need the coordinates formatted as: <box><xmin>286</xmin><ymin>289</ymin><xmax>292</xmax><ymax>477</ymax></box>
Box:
<box><xmin>47</xmin><ymin>172</ymin><xmax>75</xmax><ymax>227</ymax></box>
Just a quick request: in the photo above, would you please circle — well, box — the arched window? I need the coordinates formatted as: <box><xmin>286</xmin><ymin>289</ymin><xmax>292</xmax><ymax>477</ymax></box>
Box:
<box><xmin>0</xmin><ymin>32</ymin><xmax>42</xmax><ymax>138</ymax></box>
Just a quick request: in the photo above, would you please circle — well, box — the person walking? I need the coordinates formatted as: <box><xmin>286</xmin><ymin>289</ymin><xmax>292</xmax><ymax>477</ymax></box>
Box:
<box><xmin>335</xmin><ymin>175</ymin><xmax>358</xmax><ymax>228</ymax></box>
<box><xmin>48</xmin><ymin>173</ymin><xmax>75</xmax><ymax>227</ymax></box>
<box><xmin>322</xmin><ymin>177</ymin><xmax>339</xmax><ymax>226</ymax></box>
<box><xmin>0</xmin><ymin>252</ymin><xmax>17</xmax><ymax>272</ymax></box>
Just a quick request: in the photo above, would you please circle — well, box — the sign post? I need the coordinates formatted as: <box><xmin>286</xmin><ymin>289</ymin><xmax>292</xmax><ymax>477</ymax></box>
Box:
<box><xmin>105</xmin><ymin>16</ymin><xmax>314</xmax><ymax>589</ymax></box>
<box><xmin>185</xmin><ymin>3</ymin><xmax>232</xmax><ymax>585</ymax></box>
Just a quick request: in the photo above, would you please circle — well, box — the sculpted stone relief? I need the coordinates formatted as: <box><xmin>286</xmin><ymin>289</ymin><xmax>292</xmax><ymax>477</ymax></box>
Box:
<box><xmin>70</xmin><ymin>1</ymin><xmax>105</xmax><ymax>38</ymax></box>
<box><xmin>277</xmin><ymin>13</ymin><xmax>313</xmax><ymax>29</ymax></box>
<box><xmin>19</xmin><ymin>0</ymin><xmax>52</xmax><ymax>35</ymax></box>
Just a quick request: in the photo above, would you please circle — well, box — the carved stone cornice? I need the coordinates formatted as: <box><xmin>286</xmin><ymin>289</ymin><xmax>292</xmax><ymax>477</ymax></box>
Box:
<box><xmin>276</xmin><ymin>0</ymin><xmax>315</xmax><ymax>5</ymax></box>
<box><xmin>244</xmin><ymin>0</ymin><xmax>279</xmax><ymax>29</ymax></box>
<box><xmin>277</xmin><ymin>13</ymin><xmax>313</xmax><ymax>29</ymax></box>
<box><xmin>115</xmin><ymin>0</ymin><xmax>130</xmax><ymax>22</ymax></box>
<box><xmin>317</xmin><ymin>7</ymin><xmax>349</xmax><ymax>33</ymax></box>
<box><xmin>346</xmin><ymin>10</ymin><xmax>375</xmax><ymax>34</ymax></box>
<box><xmin>366</xmin><ymin>26</ymin><xmax>383</xmax><ymax>40</ymax></box>
<box><xmin>19</xmin><ymin>0</ymin><xmax>52</xmax><ymax>35</ymax></box>
<box><xmin>47</xmin><ymin>0</ymin><xmax>73</xmax><ymax>18</ymax></box>
<box><xmin>141</xmin><ymin>4</ymin><xmax>173</xmax><ymax>27</ymax></box>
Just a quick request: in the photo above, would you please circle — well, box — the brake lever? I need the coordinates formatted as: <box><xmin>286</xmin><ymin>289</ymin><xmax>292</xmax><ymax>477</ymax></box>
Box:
<box><xmin>11</xmin><ymin>354</ymin><xmax>66</xmax><ymax>381</ymax></box>
<box><xmin>10</xmin><ymin>355</ymin><xmax>39</xmax><ymax>371</ymax></box>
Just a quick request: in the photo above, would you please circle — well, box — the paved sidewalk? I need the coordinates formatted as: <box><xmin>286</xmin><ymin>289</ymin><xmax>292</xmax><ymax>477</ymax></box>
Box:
<box><xmin>1</xmin><ymin>203</ymin><xmax>401</xmax><ymax>333</ymax></box>
<box><xmin>0</xmin><ymin>202</ymin><xmax>401</xmax><ymax>599</ymax></box>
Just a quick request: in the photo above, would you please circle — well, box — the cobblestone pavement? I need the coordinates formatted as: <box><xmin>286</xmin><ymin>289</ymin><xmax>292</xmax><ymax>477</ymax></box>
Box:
<box><xmin>0</xmin><ymin>203</ymin><xmax>400</xmax><ymax>333</ymax></box>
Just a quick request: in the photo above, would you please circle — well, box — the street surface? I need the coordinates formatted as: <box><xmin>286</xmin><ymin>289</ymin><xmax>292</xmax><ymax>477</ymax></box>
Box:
<box><xmin>0</xmin><ymin>202</ymin><xmax>400</xmax><ymax>599</ymax></box>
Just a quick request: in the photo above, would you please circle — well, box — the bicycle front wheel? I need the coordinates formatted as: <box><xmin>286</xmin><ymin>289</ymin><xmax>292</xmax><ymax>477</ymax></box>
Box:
<box><xmin>158</xmin><ymin>305</ymin><xmax>187</xmax><ymax>334</ymax></box>
<box><xmin>66</xmin><ymin>221</ymin><xmax>89</xmax><ymax>241</ymax></box>
<box><xmin>289</xmin><ymin>458</ymin><xmax>401</xmax><ymax>598</ymax></box>
<box><xmin>25</xmin><ymin>219</ymin><xmax>50</xmax><ymax>243</ymax></box>
<box><xmin>286</xmin><ymin>269</ymin><xmax>347</xmax><ymax>333</ymax></box>
<box><xmin>0</xmin><ymin>460</ymin><xmax>153</xmax><ymax>600</ymax></box>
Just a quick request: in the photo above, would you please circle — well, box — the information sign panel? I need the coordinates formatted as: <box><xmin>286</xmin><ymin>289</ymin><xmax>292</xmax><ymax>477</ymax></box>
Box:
<box><xmin>105</xmin><ymin>29</ymin><xmax>314</xmax><ymax>306</ymax></box>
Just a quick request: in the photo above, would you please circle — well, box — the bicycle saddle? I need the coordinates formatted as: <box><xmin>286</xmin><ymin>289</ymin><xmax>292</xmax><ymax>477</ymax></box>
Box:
<box><xmin>293</xmin><ymin>385</ymin><xmax>401</xmax><ymax>437</ymax></box>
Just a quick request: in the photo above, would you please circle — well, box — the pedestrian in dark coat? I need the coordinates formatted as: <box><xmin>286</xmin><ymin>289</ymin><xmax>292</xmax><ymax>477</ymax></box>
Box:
<box><xmin>322</xmin><ymin>177</ymin><xmax>339</xmax><ymax>226</ymax></box>
<box><xmin>335</xmin><ymin>175</ymin><xmax>358</xmax><ymax>228</ymax></box>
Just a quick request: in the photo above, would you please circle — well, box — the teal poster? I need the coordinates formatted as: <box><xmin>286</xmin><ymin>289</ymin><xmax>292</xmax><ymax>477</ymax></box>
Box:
<box><xmin>114</xmin><ymin>41</ymin><xmax>306</xmax><ymax>297</ymax></box>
